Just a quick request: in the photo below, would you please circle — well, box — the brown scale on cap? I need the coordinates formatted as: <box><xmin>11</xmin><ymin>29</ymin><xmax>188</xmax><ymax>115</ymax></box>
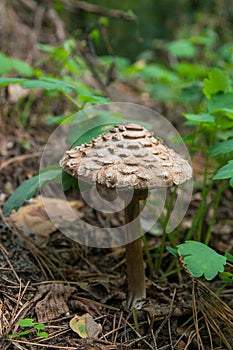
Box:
<box><xmin>60</xmin><ymin>123</ymin><xmax>192</xmax><ymax>190</ymax></box>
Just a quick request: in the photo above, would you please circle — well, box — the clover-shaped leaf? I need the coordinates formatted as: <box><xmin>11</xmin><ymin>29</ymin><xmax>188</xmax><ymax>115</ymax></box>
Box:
<box><xmin>177</xmin><ymin>241</ymin><xmax>227</xmax><ymax>280</ymax></box>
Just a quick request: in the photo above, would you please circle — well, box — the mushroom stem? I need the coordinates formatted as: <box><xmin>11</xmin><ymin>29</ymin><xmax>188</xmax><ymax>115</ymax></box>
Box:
<box><xmin>125</xmin><ymin>191</ymin><xmax>146</xmax><ymax>308</ymax></box>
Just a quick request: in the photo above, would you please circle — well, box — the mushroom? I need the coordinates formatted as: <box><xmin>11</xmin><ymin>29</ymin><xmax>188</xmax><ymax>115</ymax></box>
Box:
<box><xmin>60</xmin><ymin>123</ymin><xmax>192</xmax><ymax>308</ymax></box>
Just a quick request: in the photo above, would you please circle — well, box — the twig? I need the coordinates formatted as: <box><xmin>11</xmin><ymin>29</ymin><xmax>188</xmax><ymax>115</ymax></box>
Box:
<box><xmin>63</xmin><ymin>0</ymin><xmax>136</xmax><ymax>21</ymax></box>
<box><xmin>0</xmin><ymin>244</ymin><xmax>21</xmax><ymax>284</ymax></box>
<box><xmin>11</xmin><ymin>340</ymin><xmax>78</xmax><ymax>349</ymax></box>
<box><xmin>0</xmin><ymin>152</ymin><xmax>41</xmax><ymax>171</ymax></box>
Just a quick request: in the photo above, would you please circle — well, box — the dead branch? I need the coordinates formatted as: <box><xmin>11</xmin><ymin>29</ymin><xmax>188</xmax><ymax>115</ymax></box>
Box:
<box><xmin>62</xmin><ymin>0</ymin><xmax>136</xmax><ymax>21</ymax></box>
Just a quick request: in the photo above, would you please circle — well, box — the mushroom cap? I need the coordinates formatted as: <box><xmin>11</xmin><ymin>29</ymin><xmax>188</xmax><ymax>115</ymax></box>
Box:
<box><xmin>60</xmin><ymin>123</ymin><xmax>192</xmax><ymax>190</ymax></box>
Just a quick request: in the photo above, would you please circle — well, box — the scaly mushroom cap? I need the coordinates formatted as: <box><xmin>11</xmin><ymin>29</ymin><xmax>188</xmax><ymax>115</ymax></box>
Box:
<box><xmin>60</xmin><ymin>123</ymin><xmax>192</xmax><ymax>189</ymax></box>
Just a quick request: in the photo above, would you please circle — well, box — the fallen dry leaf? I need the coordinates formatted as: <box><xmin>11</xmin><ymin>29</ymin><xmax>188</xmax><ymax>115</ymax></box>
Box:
<box><xmin>35</xmin><ymin>283</ymin><xmax>76</xmax><ymax>323</ymax></box>
<box><xmin>10</xmin><ymin>197</ymin><xmax>84</xmax><ymax>244</ymax></box>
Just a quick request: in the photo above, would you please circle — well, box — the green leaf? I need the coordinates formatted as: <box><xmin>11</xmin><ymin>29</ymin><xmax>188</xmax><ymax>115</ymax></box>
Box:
<box><xmin>0</xmin><ymin>53</ymin><xmax>13</xmax><ymax>75</ymax></box>
<box><xmin>3</xmin><ymin>167</ymin><xmax>61</xmax><ymax>216</ymax></box>
<box><xmin>174</xmin><ymin>62</ymin><xmax>207</xmax><ymax>79</ymax></box>
<box><xmin>166</xmin><ymin>39</ymin><xmax>196</xmax><ymax>58</ymax></box>
<box><xmin>140</xmin><ymin>64</ymin><xmax>179</xmax><ymax>83</ymax></box>
<box><xmin>183</xmin><ymin>113</ymin><xmax>215</xmax><ymax>123</ymax></box>
<box><xmin>18</xmin><ymin>318</ymin><xmax>35</xmax><ymax>327</ymax></box>
<box><xmin>36</xmin><ymin>331</ymin><xmax>49</xmax><ymax>338</ymax></box>
<box><xmin>166</xmin><ymin>246</ymin><xmax>178</xmax><ymax>257</ymax></box>
<box><xmin>213</xmin><ymin>160</ymin><xmax>233</xmax><ymax>181</ymax></box>
<box><xmin>203</xmin><ymin>68</ymin><xmax>231</xmax><ymax>99</ymax></box>
<box><xmin>209</xmin><ymin>139</ymin><xmax>233</xmax><ymax>156</ymax></box>
<box><xmin>8</xmin><ymin>333</ymin><xmax>20</xmax><ymax>338</ymax></box>
<box><xmin>225</xmin><ymin>252</ymin><xmax>233</xmax><ymax>263</ymax></box>
<box><xmin>177</xmin><ymin>240</ymin><xmax>227</xmax><ymax>280</ymax></box>
<box><xmin>62</xmin><ymin>170</ymin><xmax>80</xmax><ymax>191</ymax></box>
<box><xmin>0</xmin><ymin>77</ymin><xmax>27</xmax><ymax>86</ymax></box>
<box><xmin>21</xmin><ymin>78</ymin><xmax>72</xmax><ymax>92</ymax></box>
<box><xmin>66</xmin><ymin>113</ymin><xmax>125</xmax><ymax>145</ymax></box>
<box><xmin>18</xmin><ymin>330</ymin><xmax>31</xmax><ymax>336</ymax></box>
<box><xmin>11</xmin><ymin>58</ymin><xmax>33</xmax><ymax>77</ymax></box>
<box><xmin>213</xmin><ymin>108</ymin><xmax>233</xmax><ymax>120</ymax></box>
<box><xmin>220</xmin><ymin>271</ymin><xmax>233</xmax><ymax>283</ymax></box>
<box><xmin>34</xmin><ymin>323</ymin><xmax>45</xmax><ymax>330</ymax></box>
<box><xmin>208</xmin><ymin>93</ymin><xmax>233</xmax><ymax>113</ymax></box>
<box><xmin>78</xmin><ymin>94</ymin><xmax>109</xmax><ymax>105</ymax></box>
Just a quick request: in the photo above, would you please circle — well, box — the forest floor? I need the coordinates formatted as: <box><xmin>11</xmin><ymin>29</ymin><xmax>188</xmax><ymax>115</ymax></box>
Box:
<box><xmin>1</xmin><ymin>2</ymin><xmax>233</xmax><ymax>349</ymax></box>
<box><xmin>1</xmin><ymin>74</ymin><xmax>233</xmax><ymax>350</ymax></box>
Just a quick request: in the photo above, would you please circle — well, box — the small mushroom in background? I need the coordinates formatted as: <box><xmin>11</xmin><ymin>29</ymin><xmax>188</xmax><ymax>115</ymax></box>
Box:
<box><xmin>60</xmin><ymin>123</ymin><xmax>192</xmax><ymax>308</ymax></box>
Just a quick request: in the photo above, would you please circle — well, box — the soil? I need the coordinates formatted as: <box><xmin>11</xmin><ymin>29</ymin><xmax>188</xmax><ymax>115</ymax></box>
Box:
<box><xmin>0</xmin><ymin>2</ymin><xmax>233</xmax><ymax>349</ymax></box>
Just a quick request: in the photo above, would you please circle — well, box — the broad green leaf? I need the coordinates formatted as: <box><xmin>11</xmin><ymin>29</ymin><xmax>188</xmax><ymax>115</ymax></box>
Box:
<box><xmin>0</xmin><ymin>77</ymin><xmax>27</xmax><ymax>86</ymax></box>
<box><xmin>203</xmin><ymin>68</ymin><xmax>231</xmax><ymax>99</ymax></box>
<box><xmin>183</xmin><ymin>113</ymin><xmax>215</xmax><ymax>123</ymax></box>
<box><xmin>3</xmin><ymin>167</ymin><xmax>61</xmax><ymax>216</ymax></box>
<box><xmin>174</xmin><ymin>62</ymin><xmax>207</xmax><ymax>79</ymax></box>
<box><xmin>0</xmin><ymin>53</ymin><xmax>13</xmax><ymax>75</ymax></box>
<box><xmin>0</xmin><ymin>54</ymin><xmax>33</xmax><ymax>76</ymax></box>
<box><xmin>213</xmin><ymin>160</ymin><xmax>233</xmax><ymax>182</ymax></box>
<box><xmin>166</xmin><ymin>39</ymin><xmax>196</xmax><ymax>58</ymax></box>
<box><xmin>209</xmin><ymin>139</ymin><xmax>233</xmax><ymax>156</ymax></box>
<box><xmin>18</xmin><ymin>318</ymin><xmax>35</xmax><ymax>327</ymax></box>
<box><xmin>177</xmin><ymin>240</ymin><xmax>227</xmax><ymax>280</ymax></box>
<box><xmin>21</xmin><ymin>79</ymin><xmax>72</xmax><ymax>92</ymax></box>
<box><xmin>213</xmin><ymin>108</ymin><xmax>233</xmax><ymax>120</ymax></box>
<box><xmin>140</xmin><ymin>64</ymin><xmax>179</xmax><ymax>83</ymax></box>
<box><xmin>62</xmin><ymin>170</ymin><xmax>80</xmax><ymax>191</ymax></box>
<box><xmin>208</xmin><ymin>92</ymin><xmax>233</xmax><ymax>113</ymax></box>
<box><xmin>11</xmin><ymin>58</ymin><xmax>33</xmax><ymax>77</ymax></box>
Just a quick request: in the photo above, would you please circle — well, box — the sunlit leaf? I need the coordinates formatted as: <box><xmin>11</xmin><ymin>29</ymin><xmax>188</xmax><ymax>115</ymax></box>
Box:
<box><xmin>177</xmin><ymin>240</ymin><xmax>227</xmax><ymax>280</ymax></box>
<box><xmin>18</xmin><ymin>318</ymin><xmax>35</xmax><ymax>327</ymax></box>
<box><xmin>203</xmin><ymin>68</ymin><xmax>231</xmax><ymax>99</ymax></box>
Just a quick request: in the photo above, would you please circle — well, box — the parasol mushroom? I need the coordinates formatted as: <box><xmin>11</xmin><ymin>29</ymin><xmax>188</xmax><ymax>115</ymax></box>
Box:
<box><xmin>60</xmin><ymin>123</ymin><xmax>192</xmax><ymax>308</ymax></box>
